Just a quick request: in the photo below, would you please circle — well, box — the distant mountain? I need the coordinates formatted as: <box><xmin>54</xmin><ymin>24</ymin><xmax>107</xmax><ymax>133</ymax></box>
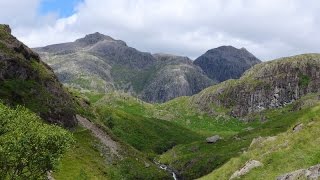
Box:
<box><xmin>141</xmin><ymin>54</ymin><xmax>214</xmax><ymax>102</ymax></box>
<box><xmin>0</xmin><ymin>24</ymin><xmax>76</xmax><ymax>127</ymax></box>
<box><xmin>34</xmin><ymin>33</ymin><xmax>214</xmax><ymax>103</ymax></box>
<box><xmin>194</xmin><ymin>46</ymin><xmax>261</xmax><ymax>82</ymax></box>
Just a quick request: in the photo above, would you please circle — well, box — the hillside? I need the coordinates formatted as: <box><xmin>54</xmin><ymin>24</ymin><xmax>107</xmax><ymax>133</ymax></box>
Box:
<box><xmin>201</xmin><ymin>94</ymin><xmax>320</xmax><ymax>180</ymax></box>
<box><xmin>0</xmin><ymin>24</ymin><xmax>76</xmax><ymax>127</ymax></box>
<box><xmin>194</xmin><ymin>46</ymin><xmax>261</xmax><ymax>82</ymax></box>
<box><xmin>192</xmin><ymin>54</ymin><xmax>320</xmax><ymax>118</ymax></box>
<box><xmin>35</xmin><ymin>34</ymin><xmax>238</xmax><ymax>103</ymax></box>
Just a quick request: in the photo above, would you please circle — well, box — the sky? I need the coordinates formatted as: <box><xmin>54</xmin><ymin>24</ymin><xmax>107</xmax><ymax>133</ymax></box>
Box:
<box><xmin>0</xmin><ymin>0</ymin><xmax>319</xmax><ymax>60</ymax></box>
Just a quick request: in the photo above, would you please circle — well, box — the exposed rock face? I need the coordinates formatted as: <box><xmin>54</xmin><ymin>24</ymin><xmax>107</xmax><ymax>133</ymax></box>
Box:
<box><xmin>35</xmin><ymin>34</ymin><xmax>214</xmax><ymax>103</ymax></box>
<box><xmin>230</xmin><ymin>160</ymin><xmax>263</xmax><ymax>179</ymax></box>
<box><xmin>194</xmin><ymin>46</ymin><xmax>261</xmax><ymax>82</ymax></box>
<box><xmin>277</xmin><ymin>164</ymin><xmax>320</xmax><ymax>180</ymax></box>
<box><xmin>192</xmin><ymin>54</ymin><xmax>320</xmax><ymax>118</ymax></box>
<box><xmin>141</xmin><ymin>54</ymin><xmax>214</xmax><ymax>102</ymax></box>
<box><xmin>206</xmin><ymin>135</ymin><xmax>221</xmax><ymax>143</ymax></box>
<box><xmin>0</xmin><ymin>24</ymin><xmax>76</xmax><ymax>127</ymax></box>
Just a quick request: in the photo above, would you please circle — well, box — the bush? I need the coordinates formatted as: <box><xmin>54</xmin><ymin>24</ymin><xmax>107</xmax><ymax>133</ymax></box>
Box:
<box><xmin>0</xmin><ymin>103</ymin><xmax>73</xmax><ymax>179</ymax></box>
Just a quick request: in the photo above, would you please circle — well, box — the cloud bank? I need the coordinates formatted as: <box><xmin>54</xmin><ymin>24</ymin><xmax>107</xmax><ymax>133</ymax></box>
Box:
<box><xmin>1</xmin><ymin>0</ymin><xmax>319</xmax><ymax>60</ymax></box>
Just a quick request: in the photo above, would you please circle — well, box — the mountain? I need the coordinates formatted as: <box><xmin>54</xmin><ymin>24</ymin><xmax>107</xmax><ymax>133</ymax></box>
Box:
<box><xmin>194</xmin><ymin>46</ymin><xmax>261</xmax><ymax>82</ymax></box>
<box><xmin>191</xmin><ymin>53</ymin><xmax>320</xmax><ymax>118</ymax></box>
<box><xmin>34</xmin><ymin>33</ymin><xmax>214</xmax><ymax>102</ymax></box>
<box><xmin>141</xmin><ymin>53</ymin><xmax>214</xmax><ymax>102</ymax></box>
<box><xmin>0</xmin><ymin>24</ymin><xmax>76</xmax><ymax>127</ymax></box>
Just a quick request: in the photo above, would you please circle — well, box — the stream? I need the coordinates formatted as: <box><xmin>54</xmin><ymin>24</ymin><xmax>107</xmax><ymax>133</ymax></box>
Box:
<box><xmin>154</xmin><ymin>160</ymin><xmax>178</xmax><ymax>180</ymax></box>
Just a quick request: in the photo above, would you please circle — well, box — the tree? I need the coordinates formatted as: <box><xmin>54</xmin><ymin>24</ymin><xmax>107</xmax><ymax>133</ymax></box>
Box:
<box><xmin>0</xmin><ymin>103</ymin><xmax>73</xmax><ymax>179</ymax></box>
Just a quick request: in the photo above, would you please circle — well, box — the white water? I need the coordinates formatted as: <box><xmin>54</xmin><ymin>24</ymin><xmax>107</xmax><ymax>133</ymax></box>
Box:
<box><xmin>154</xmin><ymin>160</ymin><xmax>178</xmax><ymax>180</ymax></box>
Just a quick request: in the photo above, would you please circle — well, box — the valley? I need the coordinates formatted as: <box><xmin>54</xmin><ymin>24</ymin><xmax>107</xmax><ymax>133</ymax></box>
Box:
<box><xmin>1</xmin><ymin>23</ymin><xmax>320</xmax><ymax>180</ymax></box>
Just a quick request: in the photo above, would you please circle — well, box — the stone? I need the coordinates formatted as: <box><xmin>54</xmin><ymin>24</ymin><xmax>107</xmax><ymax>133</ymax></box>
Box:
<box><xmin>230</xmin><ymin>160</ymin><xmax>263</xmax><ymax>179</ymax></box>
<box><xmin>277</xmin><ymin>164</ymin><xmax>320</xmax><ymax>180</ymax></box>
<box><xmin>293</xmin><ymin>123</ymin><xmax>303</xmax><ymax>133</ymax></box>
<box><xmin>206</xmin><ymin>135</ymin><xmax>221</xmax><ymax>143</ymax></box>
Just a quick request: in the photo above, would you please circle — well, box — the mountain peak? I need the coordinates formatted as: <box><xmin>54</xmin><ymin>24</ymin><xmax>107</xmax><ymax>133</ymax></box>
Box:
<box><xmin>194</xmin><ymin>45</ymin><xmax>261</xmax><ymax>82</ymax></box>
<box><xmin>75</xmin><ymin>32</ymin><xmax>115</xmax><ymax>45</ymax></box>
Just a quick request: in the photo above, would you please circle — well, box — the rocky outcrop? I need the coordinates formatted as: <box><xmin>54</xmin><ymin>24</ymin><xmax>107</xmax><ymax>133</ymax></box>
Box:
<box><xmin>194</xmin><ymin>46</ymin><xmax>261</xmax><ymax>82</ymax></box>
<box><xmin>192</xmin><ymin>54</ymin><xmax>320</xmax><ymax>118</ymax></box>
<box><xmin>277</xmin><ymin>164</ymin><xmax>320</xmax><ymax>180</ymax></box>
<box><xmin>0</xmin><ymin>24</ymin><xmax>76</xmax><ymax>127</ymax></box>
<box><xmin>206</xmin><ymin>135</ymin><xmax>221</xmax><ymax>143</ymax></box>
<box><xmin>230</xmin><ymin>160</ymin><xmax>263</xmax><ymax>179</ymax></box>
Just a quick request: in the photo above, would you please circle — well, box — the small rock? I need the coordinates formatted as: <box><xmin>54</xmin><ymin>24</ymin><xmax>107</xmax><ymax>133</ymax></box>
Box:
<box><xmin>293</xmin><ymin>123</ymin><xmax>303</xmax><ymax>133</ymax></box>
<box><xmin>244</xmin><ymin>127</ymin><xmax>254</xmax><ymax>131</ymax></box>
<box><xmin>144</xmin><ymin>162</ymin><xmax>150</xmax><ymax>168</ymax></box>
<box><xmin>230</xmin><ymin>160</ymin><xmax>263</xmax><ymax>179</ymax></box>
<box><xmin>206</xmin><ymin>135</ymin><xmax>221</xmax><ymax>143</ymax></box>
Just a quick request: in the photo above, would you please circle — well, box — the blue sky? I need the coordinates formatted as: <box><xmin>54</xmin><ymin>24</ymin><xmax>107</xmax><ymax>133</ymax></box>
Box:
<box><xmin>38</xmin><ymin>0</ymin><xmax>82</xmax><ymax>17</ymax></box>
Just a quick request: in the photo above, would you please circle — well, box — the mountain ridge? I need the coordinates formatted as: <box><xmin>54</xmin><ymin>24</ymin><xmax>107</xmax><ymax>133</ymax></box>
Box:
<box><xmin>34</xmin><ymin>32</ymin><xmax>261</xmax><ymax>103</ymax></box>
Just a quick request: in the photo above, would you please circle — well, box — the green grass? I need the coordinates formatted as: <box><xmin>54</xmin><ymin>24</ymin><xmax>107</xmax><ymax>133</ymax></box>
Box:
<box><xmin>158</xmin><ymin>98</ymin><xmax>318</xmax><ymax>179</ymax></box>
<box><xmin>54</xmin><ymin>126</ymin><xmax>170</xmax><ymax>180</ymax></box>
<box><xmin>72</xmin><ymin>91</ymin><xmax>320</xmax><ymax>179</ymax></box>
<box><xmin>201</xmin><ymin>101</ymin><xmax>320</xmax><ymax>180</ymax></box>
<box><xmin>95</xmin><ymin>104</ymin><xmax>204</xmax><ymax>155</ymax></box>
<box><xmin>53</xmin><ymin>127</ymin><xmax>110</xmax><ymax>180</ymax></box>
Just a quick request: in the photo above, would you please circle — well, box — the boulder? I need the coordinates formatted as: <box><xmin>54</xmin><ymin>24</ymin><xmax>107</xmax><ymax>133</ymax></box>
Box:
<box><xmin>277</xmin><ymin>164</ymin><xmax>320</xmax><ymax>180</ymax></box>
<box><xmin>230</xmin><ymin>160</ymin><xmax>263</xmax><ymax>179</ymax></box>
<box><xmin>293</xmin><ymin>123</ymin><xmax>303</xmax><ymax>133</ymax></box>
<box><xmin>206</xmin><ymin>135</ymin><xmax>221</xmax><ymax>143</ymax></box>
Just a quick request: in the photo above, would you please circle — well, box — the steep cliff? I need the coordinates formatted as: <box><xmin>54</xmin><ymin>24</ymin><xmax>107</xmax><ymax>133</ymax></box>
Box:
<box><xmin>0</xmin><ymin>24</ymin><xmax>76</xmax><ymax>127</ymax></box>
<box><xmin>192</xmin><ymin>54</ymin><xmax>320</xmax><ymax>118</ymax></box>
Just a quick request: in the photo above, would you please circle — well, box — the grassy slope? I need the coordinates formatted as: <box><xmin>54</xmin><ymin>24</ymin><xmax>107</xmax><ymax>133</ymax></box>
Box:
<box><xmin>78</xmin><ymin>92</ymin><xmax>250</xmax><ymax>179</ymax></box>
<box><xmin>93</xmin><ymin>93</ymin><xmax>205</xmax><ymax>156</ymax></box>
<box><xmin>157</xmin><ymin>93</ymin><xmax>320</xmax><ymax>179</ymax></box>
<box><xmin>56</xmin><ymin>88</ymin><xmax>320</xmax><ymax>180</ymax></box>
<box><xmin>201</xmin><ymin>95</ymin><xmax>320</xmax><ymax>179</ymax></box>
<box><xmin>54</xmin><ymin>91</ymin><xmax>171</xmax><ymax>180</ymax></box>
<box><xmin>54</xmin><ymin>127</ymin><xmax>110</xmax><ymax>179</ymax></box>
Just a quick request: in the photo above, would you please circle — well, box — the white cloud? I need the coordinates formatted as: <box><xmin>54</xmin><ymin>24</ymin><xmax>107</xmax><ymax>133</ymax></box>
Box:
<box><xmin>1</xmin><ymin>0</ymin><xmax>320</xmax><ymax>60</ymax></box>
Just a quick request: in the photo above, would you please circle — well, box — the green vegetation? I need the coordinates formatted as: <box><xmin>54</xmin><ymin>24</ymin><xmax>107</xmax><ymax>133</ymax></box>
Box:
<box><xmin>95</xmin><ymin>105</ymin><xmax>204</xmax><ymax>155</ymax></box>
<box><xmin>299</xmin><ymin>73</ymin><xmax>311</xmax><ymax>87</ymax></box>
<box><xmin>201</xmin><ymin>98</ymin><xmax>320</xmax><ymax>179</ymax></box>
<box><xmin>0</xmin><ymin>103</ymin><xmax>73</xmax><ymax>179</ymax></box>
<box><xmin>111</xmin><ymin>65</ymin><xmax>157</xmax><ymax>93</ymax></box>
<box><xmin>53</xmin><ymin>127</ymin><xmax>110</xmax><ymax>179</ymax></box>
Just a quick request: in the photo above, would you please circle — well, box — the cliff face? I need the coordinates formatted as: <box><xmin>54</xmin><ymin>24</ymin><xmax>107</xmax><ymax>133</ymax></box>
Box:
<box><xmin>141</xmin><ymin>54</ymin><xmax>214</xmax><ymax>102</ymax></box>
<box><xmin>0</xmin><ymin>24</ymin><xmax>76</xmax><ymax>127</ymax></box>
<box><xmin>194</xmin><ymin>46</ymin><xmax>261</xmax><ymax>82</ymax></box>
<box><xmin>192</xmin><ymin>54</ymin><xmax>320</xmax><ymax>118</ymax></box>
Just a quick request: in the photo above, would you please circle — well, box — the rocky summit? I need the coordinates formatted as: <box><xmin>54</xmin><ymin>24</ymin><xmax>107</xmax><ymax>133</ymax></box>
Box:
<box><xmin>194</xmin><ymin>46</ymin><xmax>261</xmax><ymax>82</ymax></box>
